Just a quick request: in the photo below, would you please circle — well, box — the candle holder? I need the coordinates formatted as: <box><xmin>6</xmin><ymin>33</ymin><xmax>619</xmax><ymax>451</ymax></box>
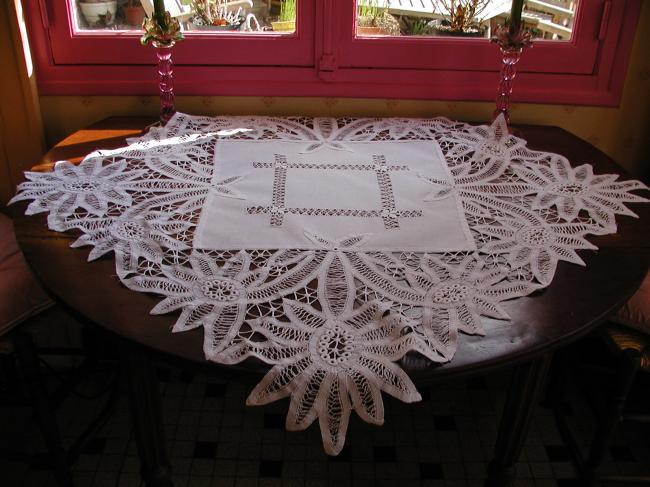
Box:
<box><xmin>491</xmin><ymin>24</ymin><xmax>533</xmax><ymax>125</ymax></box>
<box><xmin>141</xmin><ymin>12</ymin><xmax>184</xmax><ymax>125</ymax></box>
<box><xmin>154</xmin><ymin>42</ymin><xmax>176</xmax><ymax>124</ymax></box>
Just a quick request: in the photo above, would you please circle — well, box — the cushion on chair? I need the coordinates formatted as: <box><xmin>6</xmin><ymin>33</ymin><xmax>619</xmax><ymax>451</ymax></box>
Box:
<box><xmin>613</xmin><ymin>271</ymin><xmax>650</xmax><ymax>335</ymax></box>
<box><xmin>0</xmin><ymin>213</ymin><xmax>53</xmax><ymax>338</ymax></box>
<box><xmin>603</xmin><ymin>324</ymin><xmax>650</xmax><ymax>372</ymax></box>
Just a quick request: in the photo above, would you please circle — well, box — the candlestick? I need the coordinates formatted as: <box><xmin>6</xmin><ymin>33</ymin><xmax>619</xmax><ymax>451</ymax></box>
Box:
<box><xmin>509</xmin><ymin>0</ymin><xmax>524</xmax><ymax>35</ymax></box>
<box><xmin>140</xmin><ymin>9</ymin><xmax>183</xmax><ymax>125</ymax></box>
<box><xmin>153</xmin><ymin>0</ymin><xmax>166</xmax><ymax>28</ymax></box>
<box><xmin>155</xmin><ymin>44</ymin><xmax>175</xmax><ymax>124</ymax></box>
<box><xmin>493</xmin><ymin>46</ymin><xmax>521</xmax><ymax>124</ymax></box>
<box><xmin>491</xmin><ymin>19</ymin><xmax>533</xmax><ymax>126</ymax></box>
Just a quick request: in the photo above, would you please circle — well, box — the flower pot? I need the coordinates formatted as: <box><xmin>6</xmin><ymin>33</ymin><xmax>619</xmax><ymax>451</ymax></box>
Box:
<box><xmin>190</xmin><ymin>17</ymin><xmax>245</xmax><ymax>31</ymax></box>
<box><xmin>200</xmin><ymin>23</ymin><xmax>242</xmax><ymax>31</ymax></box>
<box><xmin>356</xmin><ymin>25</ymin><xmax>385</xmax><ymax>36</ymax></box>
<box><xmin>434</xmin><ymin>26</ymin><xmax>486</xmax><ymax>38</ymax></box>
<box><xmin>123</xmin><ymin>5</ymin><xmax>146</xmax><ymax>27</ymax></box>
<box><xmin>79</xmin><ymin>0</ymin><xmax>118</xmax><ymax>26</ymax></box>
<box><xmin>271</xmin><ymin>20</ymin><xmax>295</xmax><ymax>32</ymax></box>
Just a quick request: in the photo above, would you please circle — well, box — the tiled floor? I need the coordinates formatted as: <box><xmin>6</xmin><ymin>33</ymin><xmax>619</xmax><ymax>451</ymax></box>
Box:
<box><xmin>1</xmin><ymin>351</ymin><xmax>649</xmax><ymax>487</ymax></box>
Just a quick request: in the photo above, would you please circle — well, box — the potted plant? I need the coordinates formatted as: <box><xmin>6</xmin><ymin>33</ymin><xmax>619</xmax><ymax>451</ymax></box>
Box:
<box><xmin>79</xmin><ymin>0</ymin><xmax>118</xmax><ymax>26</ymax></box>
<box><xmin>435</xmin><ymin>0</ymin><xmax>489</xmax><ymax>37</ymax></box>
<box><xmin>190</xmin><ymin>0</ymin><xmax>250</xmax><ymax>30</ymax></box>
<box><xmin>356</xmin><ymin>0</ymin><xmax>399</xmax><ymax>36</ymax></box>
<box><xmin>271</xmin><ymin>0</ymin><xmax>295</xmax><ymax>32</ymax></box>
<box><xmin>123</xmin><ymin>0</ymin><xmax>146</xmax><ymax>27</ymax></box>
<box><xmin>400</xmin><ymin>17</ymin><xmax>435</xmax><ymax>36</ymax></box>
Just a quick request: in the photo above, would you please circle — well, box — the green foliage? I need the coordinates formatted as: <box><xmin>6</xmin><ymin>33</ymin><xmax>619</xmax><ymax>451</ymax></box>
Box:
<box><xmin>190</xmin><ymin>0</ymin><xmax>246</xmax><ymax>27</ymax></box>
<box><xmin>408</xmin><ymin>18</ymin><xmax>434</xmax><ymax>35</ymax></box>
<box><xmin>358</xmin><ymin>0</ymin><xmax>385</xmax><ymax>22</ymax></box>
<box><xmin>280</xmin><ymin>0</ymin><xmax>296</xmax><ymax>22</ymax></box>
<box><xmin>140</xmin><ymin>10</ymin><xmax>184</xmax><ymax>46</ymax></box>
<box><xmin>439</xmin><ymin>0</ymin><xmax>490</xmax><ymax>32</ymax></box>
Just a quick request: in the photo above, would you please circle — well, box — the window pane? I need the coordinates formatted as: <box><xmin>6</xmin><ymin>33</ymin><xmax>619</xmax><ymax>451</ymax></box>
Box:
<box><xmin>72</xmin><ymin>0</ymin><xmax>296</xmax><ymax>35</ymax></box>
<box><xmin>525</xmin><ymin>0</ymin><xmax>577</xmax><ymax>41</ymax></box>
<box><xmin>355</xmin><ymin>0</ymin><xmax>578</xmax><ymax>41</ymax></box>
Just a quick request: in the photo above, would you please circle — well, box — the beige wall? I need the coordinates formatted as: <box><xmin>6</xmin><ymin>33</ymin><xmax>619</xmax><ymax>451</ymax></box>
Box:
<box><xmin>0</xmin><ymin>0</ymin><xmax>44</xmax><ymax>207</ymax></box>
<box><xmin>40</xmin><ymin>2</ymin><xmax>649</xmax><ymax>178</ymax></box>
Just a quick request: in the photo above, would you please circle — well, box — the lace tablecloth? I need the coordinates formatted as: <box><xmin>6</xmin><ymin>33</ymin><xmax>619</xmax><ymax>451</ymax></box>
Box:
<box><xmin>12</xmin><ymin>113</ymin><xmax>648</xmax><ymax>455</ymax></box>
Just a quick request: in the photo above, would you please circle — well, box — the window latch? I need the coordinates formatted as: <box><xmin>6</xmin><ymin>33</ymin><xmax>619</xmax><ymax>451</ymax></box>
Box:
<box><xmin>318</xmin><ymin>54</ymin><xmax>338</xmax><ymax>81</ymax></box>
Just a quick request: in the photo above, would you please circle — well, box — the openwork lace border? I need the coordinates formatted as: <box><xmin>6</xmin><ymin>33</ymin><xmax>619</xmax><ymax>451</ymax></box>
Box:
<box><xmin>11</xmin><ymin>113</ymin><xmax>648</xmax><ymax>455</ymax></box>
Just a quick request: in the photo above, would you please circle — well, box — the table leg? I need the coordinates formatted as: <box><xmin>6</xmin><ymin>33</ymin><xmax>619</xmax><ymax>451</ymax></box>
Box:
<box><xmin>121</xmin><ymin>344</ymin><xmax>173</xmax><ymax>487</ymax></box>
<box><xmin>485</xmin><ymin>353</ymin><xmax>552</xmax><ymax>487</ymax></box>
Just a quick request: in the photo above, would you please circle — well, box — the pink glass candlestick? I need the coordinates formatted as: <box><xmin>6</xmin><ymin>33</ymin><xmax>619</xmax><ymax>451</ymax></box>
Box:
<box><xmin>154</xmin><ymin>42</ymin><xmax>176</xmax><ymax>124</ymax></box>
<box><xmin>493</xmin><ymin>46</ymin><xmax>522</xmax><ymax>124</ymax></box>
<box><xmin>491</xmin><ymin>23</ymin><xmax>532</xmax><ymax>126</ymax></box>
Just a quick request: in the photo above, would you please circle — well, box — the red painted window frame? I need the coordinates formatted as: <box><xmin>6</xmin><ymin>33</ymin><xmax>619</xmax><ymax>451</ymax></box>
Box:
<box><xmin>337</xmin><ymin>1</ymin><xmax>602</xmax><ymax>74</ymax></box>
<box><xmin>25</xmin><ymin>0</ymin><xmax>641</xmax><ymax>106</ymax></box>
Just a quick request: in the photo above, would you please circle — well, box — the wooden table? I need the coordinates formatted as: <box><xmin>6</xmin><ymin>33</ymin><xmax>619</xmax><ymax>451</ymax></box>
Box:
<box><xmin>8</xmin><ymin>117</ymin><xmax>650</xmax><ymax>487</ymax></box>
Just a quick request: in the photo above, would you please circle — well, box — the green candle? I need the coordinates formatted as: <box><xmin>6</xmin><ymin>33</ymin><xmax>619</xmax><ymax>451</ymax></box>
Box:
<box><xmin>509</xmin><ymin>0</ymin><xmax>524</xmax><ymax>34</ymax></box>
<box><xmin>153</xmin><ymin>0</ymin><xmax>166</xmax><ymax>28</ymax></box>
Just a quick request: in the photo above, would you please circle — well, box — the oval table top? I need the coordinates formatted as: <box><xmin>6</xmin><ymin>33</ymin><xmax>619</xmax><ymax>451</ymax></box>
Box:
<box><xmin>8</xmin><ymin>117</ymin><xmax>650</xmax><ymax>384</ymax></box>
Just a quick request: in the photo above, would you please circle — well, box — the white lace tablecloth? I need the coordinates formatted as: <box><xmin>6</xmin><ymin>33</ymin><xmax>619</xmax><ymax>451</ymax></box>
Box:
<box><xmin>12</xmin><ymin>113</ymin><xmax>648</xmax><ymax>455</ymax></box>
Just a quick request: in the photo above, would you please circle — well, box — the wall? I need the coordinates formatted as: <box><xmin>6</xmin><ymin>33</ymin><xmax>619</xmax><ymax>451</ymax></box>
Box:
<box><xmin>0</xmin><ymin>0</ymin><xmax>44</xmax><ymax>207</ymax></box>
<box><xmin>39</xmin><ymin>2</ymin><xmax>649</xmax><ymax>179</ymax></box>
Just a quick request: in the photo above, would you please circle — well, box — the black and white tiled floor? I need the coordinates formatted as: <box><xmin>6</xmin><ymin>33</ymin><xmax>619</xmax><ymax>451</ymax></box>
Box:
<box><xmin>2</xmin><ymin>356</ymin><xmax>649</xmax><ymax>487</ymax></box>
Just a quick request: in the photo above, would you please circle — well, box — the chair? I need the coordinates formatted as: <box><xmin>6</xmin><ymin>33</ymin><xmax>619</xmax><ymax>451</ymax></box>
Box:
<box><xmin>553</xmin><ymin>271</ymin><xmax>650</xmax><ymax>485</ymax></box>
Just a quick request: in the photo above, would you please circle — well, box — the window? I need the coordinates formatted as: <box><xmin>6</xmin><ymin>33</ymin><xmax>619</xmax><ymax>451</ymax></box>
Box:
<box><xmin>44</xmin><ymin>0</ymin><xmax>312</xmax><ymax>65</ymax></box>
<box><xmin>72</xmin><ymin>0</ymin><xmax>296</xmax><ymax>33</ymax></box>
<box><xmin>347</xmin><ymin>0</ymin><xmax>596</xmax><ymax>73</ymax></box>
<box><xmin>355</xmin><ymin>0</ymin><xmax>578</xmax><ymax>41</ymax></box>
<box><xmin>25</xmin><ymin>0</ymin><xmax>642</xmax><ymax>105</ymax></box>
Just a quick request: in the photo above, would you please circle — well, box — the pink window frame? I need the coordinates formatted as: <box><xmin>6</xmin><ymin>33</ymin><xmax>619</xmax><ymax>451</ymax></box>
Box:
<box><xmin>336</xmin><ymin>1</ymin><xmax>601</xmax><ymax>74</ymax></box>
<box><xmin>25</xmin><ymin>0</ymin><xmax>641</xmax><ymax>106</ymax></box>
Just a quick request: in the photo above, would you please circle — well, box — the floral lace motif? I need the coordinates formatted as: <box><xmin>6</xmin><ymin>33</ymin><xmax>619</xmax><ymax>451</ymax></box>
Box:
<box><xmin>11</xmin><ymin>113</ymin><xmax>648</xmax><ymax>455</ymax></box>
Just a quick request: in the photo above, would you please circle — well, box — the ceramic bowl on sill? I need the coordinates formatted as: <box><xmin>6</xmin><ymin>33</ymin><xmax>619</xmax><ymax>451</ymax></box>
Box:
<box><xmin>79</xmin><ymin>0</ymin><xmax>118</xmax><ymax>26</ymax></box>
